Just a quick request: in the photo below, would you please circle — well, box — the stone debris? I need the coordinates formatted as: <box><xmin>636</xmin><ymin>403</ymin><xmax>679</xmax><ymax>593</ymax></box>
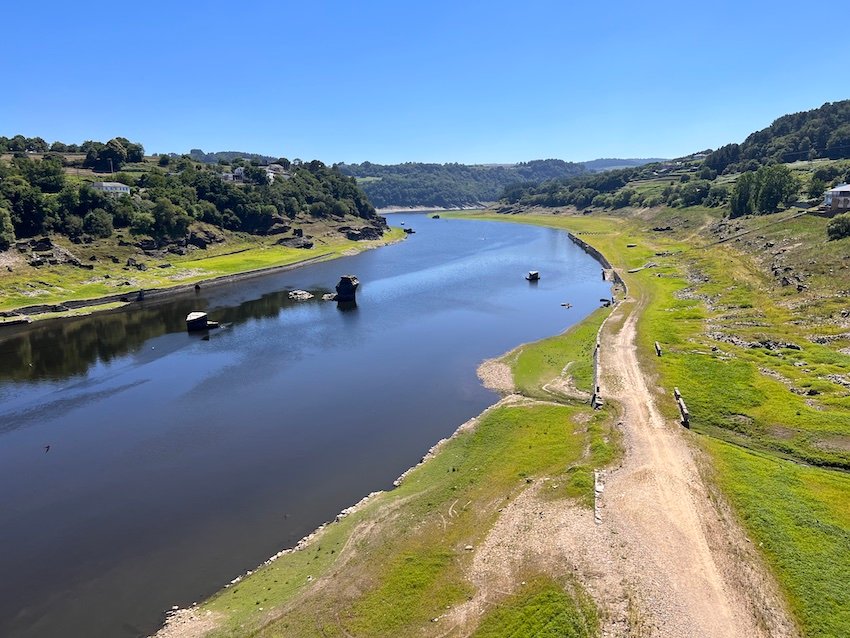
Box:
<box><xmin>288</xmin><ymin>290</ymin><xmax>314</xmax><ymax>301</ymax></box>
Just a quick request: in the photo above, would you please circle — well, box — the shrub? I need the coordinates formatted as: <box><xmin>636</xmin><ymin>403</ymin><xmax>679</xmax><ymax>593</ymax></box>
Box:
<box><xmin>827</xmin><ymin>213</ymin><xmax>850</xmax><ymax>240</ymax></box>
<box><xmin>83</xmin><ymin>208</ymin><xmax>113</xmax><ymax>238</ymax></box>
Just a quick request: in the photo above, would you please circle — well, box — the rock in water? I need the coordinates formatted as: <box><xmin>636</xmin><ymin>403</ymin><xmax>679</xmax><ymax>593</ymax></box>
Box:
<box><xmin>334</xmin><ymin>275</ymin><xmax>359</xmax><ymax>302</ymax></box>
<box><xmin>288</xmin><ymin>290</ymin><xmax>314</xmax><ymax>301</ymax></box>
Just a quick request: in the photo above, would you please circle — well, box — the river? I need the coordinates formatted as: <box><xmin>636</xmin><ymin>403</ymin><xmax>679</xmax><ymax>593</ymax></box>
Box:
<box><xmin>0</xmin><ymin>213</ymin><xmax>610</xmax><ymax>637</ymax></box>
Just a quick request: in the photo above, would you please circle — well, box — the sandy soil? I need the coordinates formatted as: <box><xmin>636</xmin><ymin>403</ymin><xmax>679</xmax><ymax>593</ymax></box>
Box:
<box><xmin>476</xmin><ymin>358</ymin><xmax>515</xmax><ymax>393</ymax></box>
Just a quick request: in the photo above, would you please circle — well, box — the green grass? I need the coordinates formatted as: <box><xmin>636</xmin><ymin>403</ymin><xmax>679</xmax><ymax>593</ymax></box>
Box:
<box><xmin>472</xmin><ymin>577</ymin><xmax>598</xmax><ymax>638</ymax></box>
<box><xmin>0</xmin><ymin>227</ymin><xmax>405</xmax><ymax>313</ymax></box>
<box><xmin>456</xmin><ymin>207</ymin><xmax>850</xmax><ymax>638</ymax></box>
<box><xmin>708</xmin><ymin>439</ymin><xmax>850</xmax><ymax>638</ymax></box>
<box><xmin>205</xmin><ymin>401</ymin><xmax>603</xmax><ymax>637</ymax></box>
<box><xmin>511</xmin><ymin>306</ymin><xmax>610</xmax><ymax>399</ymax></box>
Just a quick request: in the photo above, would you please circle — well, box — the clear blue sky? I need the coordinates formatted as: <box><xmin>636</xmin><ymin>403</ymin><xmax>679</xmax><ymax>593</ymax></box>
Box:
<box><xmin>3</xmin><ymin>1</ymin><xmax>847</xmax><ymax>164</ymax></box>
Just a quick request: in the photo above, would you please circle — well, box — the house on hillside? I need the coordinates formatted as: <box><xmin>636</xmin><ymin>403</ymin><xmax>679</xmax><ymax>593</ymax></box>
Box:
<box><xmin>90</xmin><ymin>181</ymin><xmax>130</xmax><ymax>196</ymax></box>
<box><xmin>264</xmin><ymin>164</ymin><xmax>291</xmax><ymax>183</ymax></box>
<box><xmin>824</xmin><ymin>184</ymin><xmax>850</xmax><ymax>212</ymax></box>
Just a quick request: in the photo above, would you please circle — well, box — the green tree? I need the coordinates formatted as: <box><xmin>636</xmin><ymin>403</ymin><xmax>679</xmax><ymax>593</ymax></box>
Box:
<box><xmin>125</xmin><ymin>142</ymin><xmax>145</xmax><ymax>163</ymax></box>
<box><xmin>808</xmin><ymin>177</ymin><xmax>827</xmax><ymax>199</ymax></box>
<box><xmin>152</xmin><ymin>198</ymin><xmax>190</xmax><ymax>238</ymax></box>
<box><xmin>129</xmin><ymin>209</ymin><xmax>155</xmax><ymax>235</ymax></box>
<box><xmin>611</xmin><ymin>188</ymin><xmax>634</xmax><ymax>208</ymax></box>
<box><xmin>8</xmin><ymin>135</ymin><xmax>27</xmax><ymax>152</ymax></box>
<box><xmin>26</xmin><ymin>137</ymin><xmax>49</xmax><ymax>152</ymax></box>
<box><xmin>704</xmin><ymin>184</ymin><xmax>729</xmax><ymax>207</ymax></box>
<box><xmin>730</xmin><ymin>172</ymin><xmax>757</xmax><ymax>217</ymax></box>
<box><xmin>63</xmin><ymin>214</ymin><xmax>84</xmax><ymax>239</ymax></box>
<box><xmin>0</xmin><ymin>205</ymin><xmax>15</xmax><ymax>249</ymax></box>
<box><xmin>83</xmin><ymin>208</ymin><xmax>114</xmax><ymax>238</ymax></box>
<box><xmin>243</xmin><ymin>165</ymin><xmax>269</xmax><ymax>185</ymax></box>
<box><xmin>754</xmin><ymin>164</ymin><xmax>797</xmax><ymax>213</ymax></box>
<box><xmin>1</xmin><ymin>176</ymin><xmax>45</xmax><ymax>236</ymax></box>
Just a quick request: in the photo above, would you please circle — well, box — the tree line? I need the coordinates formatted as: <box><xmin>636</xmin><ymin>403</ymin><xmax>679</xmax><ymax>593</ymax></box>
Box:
<box><xmin>703</xmin><ymin>100</ymin><xmax>850</xmax><ymax>173</ymax></box>
<box><xmin>336</xmin><ymin>159</ymin><xmax>586</xmax><ymax>208</ymax></box>
<box><xmin>0</xmin><ymin>145</ymin><xmax>379</xmax><ymax>250</ymax></box>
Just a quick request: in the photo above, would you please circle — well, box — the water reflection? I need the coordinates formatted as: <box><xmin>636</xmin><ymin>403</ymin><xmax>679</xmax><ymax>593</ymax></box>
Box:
<box><xmin>0</xmin><ymin>287</ymin><xmax>337</xmax><ymax>383</ymax></box>
<box><xmin>0</xmin><ymin>214</ymin><xmax>612</xmax><ymax>638</ymax></box>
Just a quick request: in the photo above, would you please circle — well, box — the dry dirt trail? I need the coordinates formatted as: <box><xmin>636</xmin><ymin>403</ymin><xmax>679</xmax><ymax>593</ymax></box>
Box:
<box><xmin>443</xmin><ymin>288</ymin><xmax>798</xmax><ymax>637</ymax></box>
<box><xmin>584</xmin><ymin>290</ymin><xmax>798</xmax><ymax>637</ymax></box>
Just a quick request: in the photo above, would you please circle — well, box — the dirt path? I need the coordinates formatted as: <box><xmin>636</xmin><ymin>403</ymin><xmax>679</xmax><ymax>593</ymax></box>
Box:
<box><xmin>589</xmin><ymin>293</ymin><xmax>796</xmax><ymax>636</ymax></box>
<box><xmin>441</xmin><ymin>292</ymin><xmax>798</xmax><ymax>637</ymax></box>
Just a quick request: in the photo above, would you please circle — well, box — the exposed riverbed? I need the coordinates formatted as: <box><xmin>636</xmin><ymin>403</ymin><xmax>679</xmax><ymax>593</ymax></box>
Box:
<box><xmin>0</xmin><ymin>214</ymin><xmax>610</xmax><ymax>638</ymax></box>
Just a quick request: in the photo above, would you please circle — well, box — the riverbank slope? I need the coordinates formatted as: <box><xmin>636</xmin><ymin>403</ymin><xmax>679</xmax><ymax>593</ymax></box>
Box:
<box><xmin>462</xmin><ymin>207</ymin><xmax>850</xmax><ymax>638</ymax></box>
<box><xmin>0</xmin><ymin>223</ymin><xmax>405</xmax><ymax>324</ymax></box>
<box><xmin>153</xmin><ymin>210</ymin><xmax>815</xmax><ymax>637</ymax></box>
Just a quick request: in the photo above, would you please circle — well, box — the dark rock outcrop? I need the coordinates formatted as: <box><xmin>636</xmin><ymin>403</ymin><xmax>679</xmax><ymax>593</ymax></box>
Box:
<box><xmin>276</xmin><ymin>237</ymin><xmax>314</xmax><ymax>249</ymax></box>
<box><xmin>266</xmin><ymin>223</ymin><xmax>292</xmax><ymax>235</ymax></box>
<box><xmin>136</xmin><ymin>239</ymin><xmax>158</xmax><ymax>251</ymax></box>
<box><xmin>334</xmin><ymin>275</ymin><xmax>359</xmax><ymax>302</ymax></box>
<box><xmin>187</xmin><ymin>228</ymin><xmax>225</xmax><ymax>249</ymax></box>
<box><xmin>345</xmin><ymin>226</ymin><xmax>384</xmax><ymax>241</ymax></box>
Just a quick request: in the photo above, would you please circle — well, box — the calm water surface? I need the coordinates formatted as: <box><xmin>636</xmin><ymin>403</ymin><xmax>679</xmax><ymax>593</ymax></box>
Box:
<box><xmin>0</xmin><ymin>214</ymin><xmax>610</xmax><ymax>637</ymax></box>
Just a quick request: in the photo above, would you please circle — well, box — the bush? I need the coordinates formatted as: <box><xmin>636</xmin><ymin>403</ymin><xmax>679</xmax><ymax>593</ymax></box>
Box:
<box><xmin>83</xmin><ymin>208</ymin><xmax>113</xmax><ymax>238</ymax></box>
<box><xmin>130</xmin><ymin>210</ymin><xmax>155</xmax><ymax>235</ymax></box>
<box><xmin>704</xmin><ymin>184</ymin><xmax>729</xmax><ymax>207</ymax></box>
<box><xmin>63</xmin><ymin>214</ymin><xmax>84</xmax><ymax>238</ymax></box>
<box><xmin>612</xmin><ymin>188</ymin><xmax>634</xmax><ymax>209</ymax></box>
<box><xmin>827</xmin><ymin>213</ymin><xmax>850</xmax><ymax>240</ymax></box>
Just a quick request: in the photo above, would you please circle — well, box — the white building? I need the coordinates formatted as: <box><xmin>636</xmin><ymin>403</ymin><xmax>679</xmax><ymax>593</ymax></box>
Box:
<box><xmin>90</xmin><ymin>181</ymin><xmax>131</xmax><ymax>196</ymax></box>
<box><xmin>824</xmin><ymin>184</ymin><xmax>850</xmax><ymax>212</ymax></box>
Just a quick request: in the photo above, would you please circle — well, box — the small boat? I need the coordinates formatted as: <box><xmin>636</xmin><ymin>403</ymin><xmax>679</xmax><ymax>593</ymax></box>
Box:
<box><xmin>560</xmin><ymin>302</ymin><xmax>572</xmax><ymax>308</ymax></box>
<box><xmin>526</xmin><ymin>270</ymin><xmax>540</xmax><ymax>281</ymax></box>
<box><xmin>403</xmin><ymin>227</ymin><xmax>415</xmax><ymax>234</ymax></box>
<box><xmin>431</xmin><ymin>214</ymin><xmax>440</xmax><ymax>219</ymax></box>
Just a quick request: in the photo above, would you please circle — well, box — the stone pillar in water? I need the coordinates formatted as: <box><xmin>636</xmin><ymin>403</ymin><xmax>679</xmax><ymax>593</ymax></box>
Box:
<box><xmin>334</xmin><ymin>275</ymin><xmax>359</xmax><ymax>302</ymax></box>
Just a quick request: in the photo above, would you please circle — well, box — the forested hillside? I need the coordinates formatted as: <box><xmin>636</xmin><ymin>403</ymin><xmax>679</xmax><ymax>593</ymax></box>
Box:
<box><xmin>704</xmin><ymin>100</ymin><xmax>850</xmax><ymax>173</ymax></box>
<box><xmin>336</xmin><ymin>159</ymin><xmax>586</xmax><ymax>208</ymax></box>
<box><xmin>503</xmin><ymin>100</ymin><xmax>850</xmax><ymax>223</ymax></box>
<box><xmin>187</xmin><ymin>149</ymin><xmax>277</xmax><ymax>165</ymax></box>
<box><xmin>0</xmin><ymin>137</ymin><xmax>382</xmax><ymax>250</ymax></box>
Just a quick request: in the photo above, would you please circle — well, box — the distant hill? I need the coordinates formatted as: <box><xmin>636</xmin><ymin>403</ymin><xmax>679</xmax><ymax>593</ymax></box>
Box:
<box><xmin>704</xmin><ymin>100</ymin><xmax>850</xmax><ymax>173</ymax></box>
<box><xmin>582</xmin><ymin>158</ymin><xmax>667</xmax><ymax>172</ymax></box>
<box><xmin>336</xmin><ymin>160</ymin><xmax>586</xmax><ymax>208</ymax></box>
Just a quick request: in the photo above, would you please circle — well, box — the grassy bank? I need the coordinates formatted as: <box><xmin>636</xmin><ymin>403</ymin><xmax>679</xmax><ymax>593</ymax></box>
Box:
<box><xmin>158</xmin><ymin>273</ymin><xmax>616</xmax><ymax>637</ymax></box>
<box><xmin>201</xmin><ymin>400</ymin><xmax>612</xmax><ymax>637</ymax></box>
<box><xmin>0</xmin><ymin>226</ymin><xmax>405</xmax><ymax>315</ymax></box>
<box><xmin>458</xmin><ymin>208</ymin><xmax>850</xmax><ymax>638</ymax></box>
